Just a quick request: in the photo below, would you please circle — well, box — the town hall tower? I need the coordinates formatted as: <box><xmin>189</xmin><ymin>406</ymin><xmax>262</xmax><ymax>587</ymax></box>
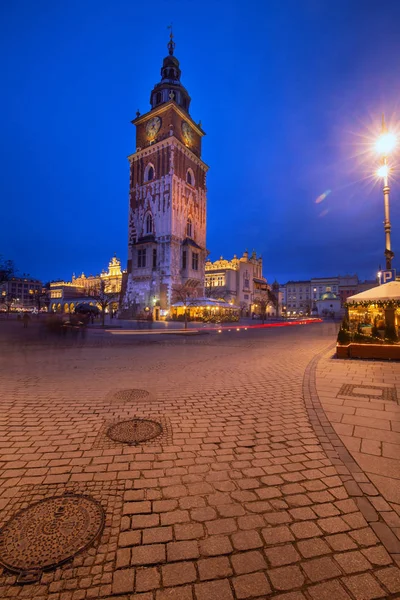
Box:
<box><xmin>124</xmin><ymin>33</ymin><xmax>208</xmax><ymax>316</ymax></box>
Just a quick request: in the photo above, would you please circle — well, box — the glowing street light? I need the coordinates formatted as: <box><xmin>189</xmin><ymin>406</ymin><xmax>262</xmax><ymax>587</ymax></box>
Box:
<box><xmin>375</xmin><ymin>114</ymin><xmax>396</xmax><ymax>270</ymax></box>
<box><xmin>375</xmin><ymin>131</ymin><xmax>397</xmax><ymax>156</ymax></box>
<box><xmin>376</xmin><ymin>164</ymin><xmax>389</xmax><ymax>179</ymax></box>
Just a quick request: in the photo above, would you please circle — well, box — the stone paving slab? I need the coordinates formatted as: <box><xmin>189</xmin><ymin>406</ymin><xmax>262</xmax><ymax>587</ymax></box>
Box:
<box><xmin>0</xmin><ymin>323</ymin><xmax>399</xmax><ymax>598</ymax></box>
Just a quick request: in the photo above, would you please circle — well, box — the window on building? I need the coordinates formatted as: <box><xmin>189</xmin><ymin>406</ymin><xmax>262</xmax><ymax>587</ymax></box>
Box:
<box><xmin>152</xmin><ymin>248</ymin><xmax>157</xmax><ymax>268</ymax></box>
<box><xmin>182</xmin><ymin>250</ymin><xmax>187</xmax><ymax>270</ymax></box>
<box><xmin>192</xmin><ymin>252</ymin><xmax>199</xmax><ymax>271</ymax></box>
<box><xmin>186</xmin><ymin>218</ymin><xmax>192</xmax><ymax>237</ymax></box>
<box><xmin>137</xmin><ymin>249</ymin><xmax>146</xmax><ymax>268</ymax></box>
<box><xmin>146</xmin><ymin>214</ymin><xmax>153</xmax><ymax>234</ymax></box>
<box><xmin>186</xmin><ymin>168</ymin><xmax>194</xmax><ymax>186</ymax></box>
<box><xmin>144</xmin><ymin>164</ymin><xmax>155</xmax><ymax>182</ymax></box>
<box><xmin>155</xmin><ymin>91</ymin><xmax>162</xmax><ymax>104</ymax></box>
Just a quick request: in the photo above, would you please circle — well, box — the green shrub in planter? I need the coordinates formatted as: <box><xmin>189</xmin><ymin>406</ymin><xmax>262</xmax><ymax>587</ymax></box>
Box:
<box><xmin>337</xmin><ymin>327</ymin><xmax>351</xmax><ymax>345</ymax></box>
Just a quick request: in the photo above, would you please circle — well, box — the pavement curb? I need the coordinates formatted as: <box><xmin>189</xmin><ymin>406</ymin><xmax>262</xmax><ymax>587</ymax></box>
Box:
<box><xmin>303</xmin><ymin>345</ymin><xmax>400</xmax><ymax>566</ymax></box>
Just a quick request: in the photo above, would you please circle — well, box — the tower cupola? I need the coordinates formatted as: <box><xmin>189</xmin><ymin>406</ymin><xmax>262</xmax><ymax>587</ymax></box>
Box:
<box><xmin>150</xmin><ymin>31</ymin><xmax>191</xmax><ymax>113</ymax></box>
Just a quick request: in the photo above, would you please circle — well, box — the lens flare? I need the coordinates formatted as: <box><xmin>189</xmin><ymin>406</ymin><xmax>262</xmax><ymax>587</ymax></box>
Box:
<box><xmin>315</xmin><ymin>189</ymin><xmax>331</xmax><ymax>204</ymax></box>
<box><xmin>377</xmin><ymin>164</ymin><xmax>389</xmax><ymax>178</ymax></box>
<box><xmin>318</xmin><ymin>208</ymin><xmax>330</xmax><ymax>218</ymax></box>
<box><xmin>375</xmin><ymin>132</ymin><xmax>396</xmax><ymax>155</ymax></box>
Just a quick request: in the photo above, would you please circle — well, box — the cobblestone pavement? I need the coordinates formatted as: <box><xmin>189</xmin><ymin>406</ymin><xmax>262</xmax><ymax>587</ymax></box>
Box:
<box><xmin>316</xmin><ymin>351</ymin><xmax>400</xmax><ymax>541</ymax></box>
<box><xmin>0</xmin><ymin>322</ymin><xmax>400</xmax><ymax>599</ymax></box>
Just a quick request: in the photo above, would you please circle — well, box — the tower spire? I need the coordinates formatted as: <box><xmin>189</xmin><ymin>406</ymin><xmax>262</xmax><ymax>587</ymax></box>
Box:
<box><xmin>167</xmin><ymin>24</ymin><xmax>175</xmax><ymax>56</ymax></box>
<box><xmin>149</xmin><ymin>28</ymin><xmax>191</xmax><ymax>113</ymax></box>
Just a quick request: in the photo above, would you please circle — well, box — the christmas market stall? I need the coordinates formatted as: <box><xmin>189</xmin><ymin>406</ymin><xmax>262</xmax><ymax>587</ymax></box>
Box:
<box><xmin>336</xmin><ymin>281</ymin><xmax>400</xmax><ymax>359</ymax></box>
<box><xmin>170</xmin><ymin>298</ymin><xmax>240</xmax><ymax>323</ymax></box>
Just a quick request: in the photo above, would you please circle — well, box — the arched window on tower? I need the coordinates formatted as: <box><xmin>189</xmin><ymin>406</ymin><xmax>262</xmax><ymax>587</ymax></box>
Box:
<box><xmin>155</xmin><ymin>91</ymin><xmax>162</xmax><ymax>104</ymax></box>
<box><xmin>144</xmin><ymin>163</ymin><xmax>155</xmax><ymax>182</ymax></box>
<box><xmin>186</xmin><ymin>217</ymin><xmax>192</xmax><ymax>238</ymax></box>
<box><xmin>186</xmin><ymin>168</ymin><xmax>194</xmax><ymax>186</ymax></box>
<box><xmin>146</xmin><ymin>214</ymin><xmax>153</xmax><ymax>235</ymax></box>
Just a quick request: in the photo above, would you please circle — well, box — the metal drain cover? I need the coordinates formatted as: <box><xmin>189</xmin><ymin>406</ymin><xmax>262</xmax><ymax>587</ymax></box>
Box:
<box><xmin>107</xmin><ymin>418</ymin><xmax>162</xmax><ymax>444</ymax></box>
<box><xmin>113</xmin><ymin>389</ymin><xmax>151</xmax><ymax>402</ymax></box>
<box><xmin>0</xmin><ymin>494</ymin><xmax>105</xmax><ymax>584</ymax></box>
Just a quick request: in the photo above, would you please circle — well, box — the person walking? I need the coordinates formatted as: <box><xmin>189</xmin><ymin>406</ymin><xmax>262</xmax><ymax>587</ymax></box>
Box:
<box><xmin>22</xmin><ymin>313</ymin><xmax>30</xmax><ymax>328</ymax></box>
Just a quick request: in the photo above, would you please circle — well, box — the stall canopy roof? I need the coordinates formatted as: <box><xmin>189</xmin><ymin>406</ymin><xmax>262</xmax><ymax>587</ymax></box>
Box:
<box><xmin>347</xmin><ymin>281</ymin><xmax>400</xmax><ymax>304</ymax></box>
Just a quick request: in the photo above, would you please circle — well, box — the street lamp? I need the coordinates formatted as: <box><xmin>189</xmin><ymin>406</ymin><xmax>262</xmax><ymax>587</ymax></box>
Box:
<box><xmin>375</xmin><ymin>114</ymin><xmax>397</xmax><ymax>270</ymax></box>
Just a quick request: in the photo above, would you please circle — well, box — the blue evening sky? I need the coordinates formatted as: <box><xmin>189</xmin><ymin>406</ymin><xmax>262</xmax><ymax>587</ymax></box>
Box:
<box><xmin>1</xmin><ymin>0</ymin><xmax>400</xmax><ymax>284</ymax></box>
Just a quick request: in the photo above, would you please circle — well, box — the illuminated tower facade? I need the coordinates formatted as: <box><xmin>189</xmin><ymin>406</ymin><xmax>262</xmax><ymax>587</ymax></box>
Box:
<box><xmin>124</xmin><ymin>34</ymin><xmax>208</xmax><ymax>316</ymax></box>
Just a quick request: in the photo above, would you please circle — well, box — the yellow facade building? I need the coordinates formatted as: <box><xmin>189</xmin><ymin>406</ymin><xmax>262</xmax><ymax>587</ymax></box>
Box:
<box><xmin>49</xmin><ymin>255</ymin><xmax>125</xmax><ymax>313</ymax></box>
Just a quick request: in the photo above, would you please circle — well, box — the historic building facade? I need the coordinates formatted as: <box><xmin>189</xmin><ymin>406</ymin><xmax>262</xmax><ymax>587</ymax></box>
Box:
<box><xmin>0</xmin><ymin>277</ymin><xmax>43</xmax><ymax>310</ymax></box>
<box><xmin>281</xmin><ymin>275</ymin><xmax>379</xmax><ymax>316</ymax></box>
<box><xmin>48</xmin><ymin>255</ymin><xmax>124</xmax><ymax>313</ymax></box>
<box><xmin>123</xmin><ymin>34</ymin><xmax>208</xmax><ymax>316</ymax></box>
<box><xmin>205</xmin><ymin>250</ymin><xmax>267</xmax><ymax>315</ymax></box>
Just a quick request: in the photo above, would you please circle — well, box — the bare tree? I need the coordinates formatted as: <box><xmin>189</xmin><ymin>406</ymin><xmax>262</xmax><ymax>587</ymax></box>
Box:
<box><xmin>253</xmin><ymin>290</ymin><xmax>270</xmax><ymax>324</ymax></box>
<box><xmin>239</xmin><ymin>301</ymin><xmax>248</xmax><ymax>317</ymax></box>
<box><xmin>205</xmin><ymin>280</ymin><xmax>229</xmax><ymax>301</ymax></box>
<box><xmin>172</xmin><ymin>282</ymin><xmax>199</xmax><ymax>330</ymax></box>
<box><xmin>1</xmin><ymin>293</ymin><xmax>18</xmax><ymax>318</ymax></box>
<box><xmin>88</xmin><ymin>280</ymin><xmax>119</xmax><ymax>327</ymax></box>
<box><xmin>253</xmin><ymin>288</ymin><xmax>278</xmax><ymax>324</ymax></box>
<box><xmin>29</xmin><ymin>289</ymin><xmax>48</xmax><ymax>312</ymax></box>
<box><xmin>267</xmin><ymin>289</ymin><xmax>279</xmax><ymax>315</ymax></box>
<box><xmin>0</xmin><ymin>256</ymin><xmax>17</xmax><ymax>283</ymax></box>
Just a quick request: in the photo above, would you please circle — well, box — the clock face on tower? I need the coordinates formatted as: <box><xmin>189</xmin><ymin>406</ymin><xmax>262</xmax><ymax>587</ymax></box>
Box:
<box><xmin>146</xmin><ymin>116</ymin><xmax>161</xmax><ymax>140</ymax></box>
<box><xmin>181</xmin><ymin>121</ymin><xmax>193</xmax><ymax>145</ymax></box>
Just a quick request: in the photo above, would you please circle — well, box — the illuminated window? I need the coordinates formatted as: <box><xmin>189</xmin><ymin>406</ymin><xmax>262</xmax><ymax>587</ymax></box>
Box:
<box><xmin>186</xmin><ymin>217</ymin><xmax>192</xmax><ymax>237</ymax></box>
<box><xmin>192</xmin><ymin>252</ymin><xmax>199</xmax><ymax>271</ymax></box>
<box><xmin>137</xmin><ymin>249</ymin><xmax>146</xmax><ymax>268</ymax></box>
<box><xmin>146</xmin><ymin>214</ymin><xmax>153</xmax><ymax>234</ymax></box>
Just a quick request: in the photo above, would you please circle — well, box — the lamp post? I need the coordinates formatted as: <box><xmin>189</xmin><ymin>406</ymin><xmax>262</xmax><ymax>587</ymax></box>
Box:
<box><xmin>375</xmin><ymin>114</ymin><xmax>396</xmax><ymax>270</ymax></box>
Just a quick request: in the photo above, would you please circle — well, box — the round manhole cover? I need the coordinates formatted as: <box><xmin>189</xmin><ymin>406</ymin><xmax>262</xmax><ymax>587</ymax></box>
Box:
<box><xmin>107</xmin><ymin>418</ymin><xmax>162</xmax><ymax>444</ymax></box>
<box><xmin>0</xmin><ymin>495</ymin><xmax>105</xmax><ymax>583</ymax></box>
<box><xmin>113</xmin><ymin>389</ymin><xmax>151</xmax><ymax>402</ymax></box>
